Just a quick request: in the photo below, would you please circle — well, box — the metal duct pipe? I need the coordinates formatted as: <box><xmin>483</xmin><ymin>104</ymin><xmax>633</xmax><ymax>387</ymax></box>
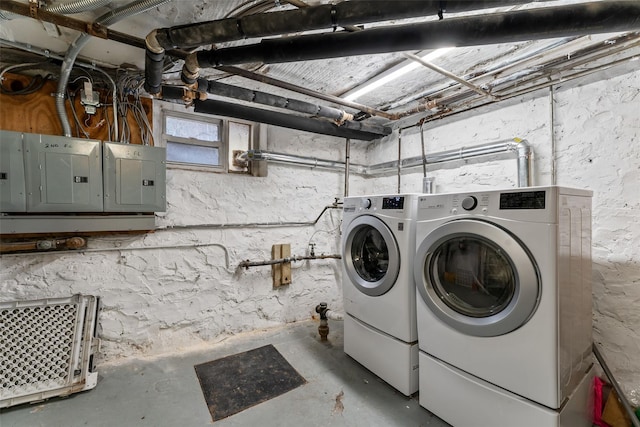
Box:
<box><xmin>193</xmin><ymin>99</ymin><xmax>391</xmax><ymax>141</ymax></box>
<box><xmin>194</xmin><ymin>2</ymin><xmax>640</xmax><ymax>67</ymax></box>
<box><xmin>243</xmin><ymin>138</ymin><xmax>532</xmax><ymax>187</ymax></box>
<box><xmin>243</xmin><ymin>150</ymin><xmax>368</xmax><ymax>174</ymax></box>
<box><xmin>397</xmin><ymin>129</ymin><xmax>402</xmax><ymax>193</ymax></box>
<box><xmin>46</xmin><ymin>0</ymin><xmax>112</xmax><ymax>14</ymax></box>
<box><xmin>0</xmin><ymin>0</ymin><xmax>111</xmax><ymax>20</ymax></box>
<box><xmin>345</xmin><ymin>139</ymin><xmax>351</xmax><ymax>197</ymax></box>
<box><xmin>367</xmin><ymin>138</ymin><xmax>532</xmax><ymax>186</ymax></box>
<box><xmin>517</xmin><ymin>139</ymin><xmax>533</xmax><ymax>188</ymax></box>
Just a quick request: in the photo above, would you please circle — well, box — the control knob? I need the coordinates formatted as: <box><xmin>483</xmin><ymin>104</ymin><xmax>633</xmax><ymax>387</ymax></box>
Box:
<box><xmin>362</xmin><ymin>198</ymin><xmax>372</xmax><ymax>209</ymax></box>
<box><xmin>461</xmin><ymin>196</ymin><xmax>478</xmax><ymax>211</ymax></box>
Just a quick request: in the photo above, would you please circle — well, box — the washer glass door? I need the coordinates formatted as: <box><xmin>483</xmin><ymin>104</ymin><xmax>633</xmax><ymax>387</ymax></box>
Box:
<box><xmin>414</xmin><ymin>219</ymin><xmax>539</xmax><ymax>337</ymax></box>
<box><xmin>344</xmin><ymin>215</ymin><xmax>400</xmax><ymax>296</ymax></box>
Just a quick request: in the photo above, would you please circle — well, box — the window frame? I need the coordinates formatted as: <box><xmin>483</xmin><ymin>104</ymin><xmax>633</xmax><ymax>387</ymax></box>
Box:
<box><xmin>161</xmin><ymin>109</ymin><xmax>226</xmax><ymax>173</ymax></box>
<box><xmin>226</xmin><ymin>118</ymin><xmax>256</xmax><ymax>174</ymax></box>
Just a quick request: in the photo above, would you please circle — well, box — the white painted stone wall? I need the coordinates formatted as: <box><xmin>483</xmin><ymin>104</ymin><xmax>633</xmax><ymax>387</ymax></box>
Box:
<box><xmin>0</xmin><ymin>111</ymin><xmax>363</xmax><ymax>363</ymax></box>
<box><xmin>366</xmin><ymin>69</ymin><xmax>640</xmax><ymax>403</ymax></box>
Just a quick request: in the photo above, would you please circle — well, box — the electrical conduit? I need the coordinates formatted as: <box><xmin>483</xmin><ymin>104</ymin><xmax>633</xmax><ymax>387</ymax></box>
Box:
<box><xmin>56</xmin><ymin>0</ymin><xmax>172</xmax><ymax>138</ymax></box>
<box><xmin>0</xmin><ymin>0</ymin><xmax>111</xmax><ymax>20</ymax></box>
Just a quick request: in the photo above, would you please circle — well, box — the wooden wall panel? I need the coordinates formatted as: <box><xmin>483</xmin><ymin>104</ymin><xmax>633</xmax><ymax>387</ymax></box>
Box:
<box><xmin>0</xmin><ymin>72</ymin><xmax>152</xmax><ymax>144</ymax></box>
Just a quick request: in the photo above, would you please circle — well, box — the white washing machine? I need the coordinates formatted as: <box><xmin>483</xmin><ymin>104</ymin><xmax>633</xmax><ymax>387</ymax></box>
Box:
<box><xmin>342</xmin><ymin>194</ymin><xmax>419</xmax><ymax>396</ymax></box>
<box><xmin>413</xmin><ymin>186</ymin><xmax>594</xmax><ymax>427</ymax></box>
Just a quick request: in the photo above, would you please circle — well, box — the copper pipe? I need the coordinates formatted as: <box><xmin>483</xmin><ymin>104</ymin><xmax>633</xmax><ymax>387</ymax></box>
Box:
<box><xmin>0</xmin><ymin>237</ymin><xmax>87</xmax><ymax>253</ymax></box>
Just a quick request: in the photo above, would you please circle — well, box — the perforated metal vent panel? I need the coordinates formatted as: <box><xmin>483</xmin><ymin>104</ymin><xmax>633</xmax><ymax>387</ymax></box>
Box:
<box><xmin>0</xmin><ymin>295</ymin><xmax>100</xmax><ymax>408</ymax></box>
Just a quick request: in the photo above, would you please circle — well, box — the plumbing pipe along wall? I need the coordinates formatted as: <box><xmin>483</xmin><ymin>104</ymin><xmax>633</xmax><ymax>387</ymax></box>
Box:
<box><xmin>344</xmin><ymin>139</ymin><xmax>350</xmax><ymax>197</ymax></box>
<box><xmin>244</xmin><ymin>138</ymin><xmax>533</xmax><ymax>187</ymax></box>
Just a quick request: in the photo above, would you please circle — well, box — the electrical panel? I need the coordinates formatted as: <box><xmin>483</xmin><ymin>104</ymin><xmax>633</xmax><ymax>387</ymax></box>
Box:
<box><xmin>24</xmin><ymin>133</ymin><xmax>103</xmax><ymax>212</ymax></box>
<box><xmin>103</xmin><ymin>142</ymin><xmax>166</xmax><ymax>212</ymax></box>
<box><xmin>0</xmin><ymin>130</ymin><xmax>26</xmax><ymax>212</ymax></box>
<box><xmin>1</xmin><ymin>132</ymin><xmax>165</xmax><ymax>234</ymax></box>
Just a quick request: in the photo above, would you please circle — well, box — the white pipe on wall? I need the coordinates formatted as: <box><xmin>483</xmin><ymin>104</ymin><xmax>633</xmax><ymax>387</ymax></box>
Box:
<box><xmin>243</xmin><ymin>138</ymin><xmax>533</xmax><ymax>187</ymax></box>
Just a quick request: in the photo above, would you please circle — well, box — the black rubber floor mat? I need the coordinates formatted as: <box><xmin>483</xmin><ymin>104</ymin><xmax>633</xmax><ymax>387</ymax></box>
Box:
<box><xmin>194</xmin><ymin>344</ymin><xmax>306</xmax><ymax>422</ymax></box>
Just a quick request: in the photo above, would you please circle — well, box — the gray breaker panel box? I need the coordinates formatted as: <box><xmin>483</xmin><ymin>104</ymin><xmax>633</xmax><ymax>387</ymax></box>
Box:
<box><xmin>103</xmin><ymin>142</ymin><xmax>166</xmax><ymax>212</ymax></box>
<box><xmin>0</xmin><ymin>130</ymin><xmax>26</xmax><ymax>212</ymax></box>
<box><xmin>24</xmin><ymin>133</ymin><xmax>103</xmax><ymax>212</ymax></box>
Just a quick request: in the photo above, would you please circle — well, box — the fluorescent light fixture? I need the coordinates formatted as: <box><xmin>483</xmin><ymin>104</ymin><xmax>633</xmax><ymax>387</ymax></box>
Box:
<box><xmin>342</xmin><ymin>47</ymin><xmax>454</xmax><ymax>102</ymax></box>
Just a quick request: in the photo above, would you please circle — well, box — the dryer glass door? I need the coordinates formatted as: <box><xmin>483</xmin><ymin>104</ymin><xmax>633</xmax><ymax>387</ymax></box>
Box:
<box><xmin>343</xmin><ymin>215</ymin><xmax>400</xmax><ymax>296</ymax></box>
<box><xmin>429</xmin><ymin>236</ymin><xmax>515</xmax><ymax>318</ymax></box>
<box><xmin>414</xmin><ymin>219</ymin><xmax>539</xmax><ymax>337</ymax></box>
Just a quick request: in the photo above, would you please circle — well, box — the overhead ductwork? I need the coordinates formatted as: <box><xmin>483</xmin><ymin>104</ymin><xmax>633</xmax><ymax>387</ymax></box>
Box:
<box><xmin>191</xmin><ymin>1</ymin><xmax>640</xmax><ymax>69</ymax></box>
<box><xmin>144</xmin><ymin>0</ymin><xmax>549</xmax><ymax>94</ymax></box>
<box><xmin>193</xmin><ymin>99</ymin><xmax>391</xmax><ymax>141</ymax></box>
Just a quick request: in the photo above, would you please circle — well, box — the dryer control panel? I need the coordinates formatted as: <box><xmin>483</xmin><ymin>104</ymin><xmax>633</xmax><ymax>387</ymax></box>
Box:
<box><xmin>499</xmin><ymin>190</ymin><xmax>546</xmax><ymax>210</ymax></box>
<box><xmin>382</xmin><ymin>196</ymin><xmax>404</xmax><ymax>210</ymax></box>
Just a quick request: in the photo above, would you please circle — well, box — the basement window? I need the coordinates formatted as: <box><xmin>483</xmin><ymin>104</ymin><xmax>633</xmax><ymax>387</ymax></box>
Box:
<box><xmin>161</xmin><ymin>110</ymin><xmax>254</xmax><ymax>173</ymax></box>
<box><xmin>163</xmin><ymin>111</ymin><xmax>223</xmax><ymax>171</ymax></box>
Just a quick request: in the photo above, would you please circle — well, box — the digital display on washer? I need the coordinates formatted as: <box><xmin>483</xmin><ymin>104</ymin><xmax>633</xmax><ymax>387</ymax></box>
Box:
<box><xmin>382</xmin><ymin>196</ymin><xmax>404</xmax><ymax>210</ymax></box>
<box><xmin>499</xmin><ymin>191</ymin><xmax>546</xmax><ymax>209</ymax></box>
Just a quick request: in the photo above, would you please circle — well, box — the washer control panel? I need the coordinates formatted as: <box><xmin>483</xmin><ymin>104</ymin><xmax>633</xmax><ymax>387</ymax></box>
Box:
<box><xmin>450</xmin><ymin>193</ymin><xmax>490</xmax><ymax>213</ymax></box>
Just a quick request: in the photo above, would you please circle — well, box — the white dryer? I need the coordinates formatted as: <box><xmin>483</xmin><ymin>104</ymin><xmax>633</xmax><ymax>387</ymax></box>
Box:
<box><xmin>342</xmin><ymin>194</ymin><xmax>419</xmax><ymax>396</ymax></box>
<box><xmin>413</xmin><ymin>186</ymin><xmax>594</xmax><ymax>427</ymax></box>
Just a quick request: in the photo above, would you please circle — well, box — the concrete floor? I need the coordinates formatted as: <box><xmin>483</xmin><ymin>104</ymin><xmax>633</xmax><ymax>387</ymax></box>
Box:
<box><xmin>0</xmin><ymin>320</ymin><xmax>450</xmax><ymax>427</ymax></box>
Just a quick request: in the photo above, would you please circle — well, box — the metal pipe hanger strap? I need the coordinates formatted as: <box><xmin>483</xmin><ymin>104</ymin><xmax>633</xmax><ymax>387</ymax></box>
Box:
<box><xmin>193</xmin><ymin>2</ymin><xmax>640</xmax><ymax>67</ymax></box>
